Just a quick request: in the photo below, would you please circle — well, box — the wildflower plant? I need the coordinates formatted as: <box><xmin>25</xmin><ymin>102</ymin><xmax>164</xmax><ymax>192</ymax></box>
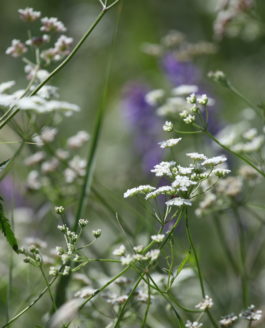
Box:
<box><xmin>0</xmin><ymin>2</ymin><xmax>265</xmax><ymax>328</ymax></box>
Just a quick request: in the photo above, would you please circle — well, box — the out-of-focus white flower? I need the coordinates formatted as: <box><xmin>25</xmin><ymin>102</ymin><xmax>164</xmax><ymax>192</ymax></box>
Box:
<box><xmin>151</xmin><ymin>234</ymin><xmax>165</xmax><ymax>243</ymax></box>
<box><xmin>6</xmin><ymin>39</ymin><xmax>27</xmax><ymax>57</ymax></box>
<box><xmin>172</xmin><ymin>85</ymin><xmax>198</xmax><ymax>96</ymax></box>
<box><xmin>75</xmin><ymin>287</ymin><xmax>96</xmax><ymax>299</ymax></box>
<box><xmin>166</xmin><ymin>197</ymin><xmax>192</xmax><ymax>207</ymax></box>
<box><xmin>159</xmin><ymin>138</ymin><xmax>182</xmax><ymax>148</ymax></box>
<box><xmin>24</xmin><ymin>151</ymin><xmax>45</xmax><ymax>166</ymax></box>
<box><xmin>145</xmin><ymin>89</ymin><xmax>165</xmax><ymax>106</ymax></box>
<box><xmin>124</xmin><ymin>185</ymin><xmax>155</xmax><ymax>198</ymax></box>
<box><xmin>112</xmin><ymin>245</ymin><xmax>126</xmax><ymax>256</ymax></box>
<box><xmin>195</xmin><ymin>295</ymin><xmax>214</xmax><ymax>310</ymax></box>
<box><xmin>27</xmin><ymin>170</ymin><xmax>41</xmax><ymax>190</ymax></box>
<box><xmin>67</xmin><ymin>131</ymin><xmax>90</xmax><ymax>149</ymax></box>
<box><xmin>18</xmin><ymin>8</ymin><xmax>41</xmax><ymax>22</ymax></box>
<box><xmin>41</xmin><ymin>17</ymin><xmax>66</xmax><ymax>32</ymax></box>
<box><xmin>163</xmin><ymin>121</ymin><xmax>173</xmax><ymax>132</ymax></box>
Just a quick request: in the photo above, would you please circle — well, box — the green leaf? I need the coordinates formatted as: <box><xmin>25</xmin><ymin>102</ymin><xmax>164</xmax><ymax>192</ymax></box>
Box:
<box><xmin>0</xmin><ymin>198</ymin><xmax>19</xmax><ymax>253</ymax></box>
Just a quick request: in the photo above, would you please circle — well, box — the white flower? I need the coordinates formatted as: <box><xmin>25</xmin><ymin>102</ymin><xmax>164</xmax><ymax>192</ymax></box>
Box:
<box><xmin>75</xmin><ymin>287</ymin><xmax>96</xmax><ymax>299</ymax></box>
<box><xmin>146</xmin><ymin>249</ymin><xmax>160</xmax><ymax>262</ymax></box>
<box><xmin>41</xmin><ymin>158</ymin><xmax>59</xmax><ymax>173</ymax></box>
<box><xmin>6</xmin><ymin>39</ymin><xmax>27</xmax><ymax>57</ymax></box>
<box><xmin>151</xmin><ymin>234</ymin><xmax>165</xmax><ymax>243</ymax></box>
<box><xmin>113</xmin><ymin>245</ymin><xmax>126</xmax><ymax>256</ymax></box>
<box><xmin>243</xmin><ymin>128</ymin><xmax>257</xmax><ymax>140</ymax></box>
<box><xmin>18</xmin><ymin>7</ymin><xmax>41</xmax><ymax>22</ymax></box>
<box><xmin>172</xmin><ymin>175</ymin><xmax>197</xmax><ymax>191</ymax></box>
<box><xmin>145</xmin><ymin>186</ymin><xmax>175</xmax><ymax>199</ymax></box>
<box><xmin>0</xmin><ymin>81</ymin><xmax>15</xmax><ymax>93</ymax></box>
<box><xmin>133</xmin><ymin>245</ymin><xmax>144</xmax><ymax>253</ymax></box>
<box><xmin>24</xmin><ymin>151</ymin><xmax>45</xmax><ymax>166</ymax></box>
<box><xmin>202</xmin><ymin>155</ymin><xmax>227</xmax><ymax>166</ymax></box>
<box><xmin>108</xmin><ymin>295</ymin><xmax>128</xmax><ymax>305</ymax></box>
<box><xmin>67</xmin><ymin>131</ymin><xmax>90</xmax><ymax>149</ymax></box>
<box><xmin>240</xmin><ymin>305</ymin><xmax>262</xmax><ymax>321</ymax></box>
<box><xmin>197</xmin><ymin>94</ymin><xmax>208</xmax><ymax>105</ymax></box>
<box><xmin>151</xmin><ymin>161</ymin><xmax>176</xmax><ymax>177</ymax></box>
<box><xmin>212</xmin><ymin>168</ymin><xmax>231</xmax><ymax>178</ymax></box>
<box><xmin>163</xmin><ymin>121</ymin><xmax>173</xmax><ymax>132</ymax></box>
<box><xmin>186</xmin><ymin>93</ymin><xmax>197</xmax><ymax>104</ymax></box>
<box><xmin>56</xmin><ymin>149</ymin><xmax>69</xmax><ymax>160</ymax></box>
<box><xmin>177</xmin><ymin>165</ymin><xmax>194</xmax><ymax>175</ymax></box>
<box><xmin>124</xmin><ymin>185</ymin><xmax>155</xmax><ymax>198</ymax></box>
<box><xmin>27</xmin><ymin>170</ymin><xmax>41</xmax><ymax>190</ymax></box>
<box><xmin>145</xmin><ymin>89</ymin><xmax>165</xmax><ymax>106</ymax></box>
<box><xmin>166</xmin><ymin>197</ymin><xmax>192</xmax><ymax>207</ymax></box>
<box><xmin>183</xmin><ymin>114</ymin><xmax>195</xmax><ymax>124</ymax></box>
<box><xmin>40</xmin><ymin>127</ymin><xmax>58</xmax><ymax>143</ymax></box>
<box><xmin>185</xmin><ymin>321</ymin><xmax>203</xmax><ymax>328</ymax></box>
<box><xmin>172</xmin><ymin>85</ymin><xmax>198</xmax><ymax>96</ymax></box>
<box><xmin>121</xmin><ymin>255</ymin><xmax>134</xmax><ymax>266</ymax></box>
<box><xmin>195</xmin><ymin>295</ymin><xmax>214</xmax><ymax>310</ymax></box>
<box><xmin>219</xmin><ymin>313</ymin><xmax>238</xmax><ymax>326</ymax></box>
<box><xmin>186</xmin><ymin>152</ymin><xmax>207</xmax><ymax>161</ymax></box>
<box><xmin>54</xmin><ymin>35</ymin><xmax>73</xmax><ymax>57</ymax></box>
<box><xmin>159</xmin><ymin>138</ymin><xmax>182</xmax><ymax>148</ymax></box>
<box><xmin>41</xmin><ymin>17</ymin><xmax>66</xmax><ymax>32</ymax></box>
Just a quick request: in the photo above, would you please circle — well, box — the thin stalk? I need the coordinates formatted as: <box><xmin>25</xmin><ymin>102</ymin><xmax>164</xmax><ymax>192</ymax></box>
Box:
<box><xmin>73</xmin><ymin>0</ymin><xmax>122</xmax><ymax>231</ymax></box>
<box><xmin>141</xmin><ymin>276</ymin><xmax>151</xmax><ymax>328</ymax></box>
<box><xmin>232</xmin><ymin>207</ymin><xmax>249</xmax><ymax>307</ymax></box>
<box><xmin>114</xmin><ymin>275</ymin><xmax>143</xmax><ymax>328</ymax></box>
<box><xmin>204</xmin><ymin>130</ymin><xmax>265</xmax><ymax>178</ymax></box>
<box><xmin>185</xmin><ymin>210</ymin><xmax>219</xmax><ymax>328</ymax></box>
<box><xmin>213</xmin><ymin>215</ymin><xmax>239</xmax><ymax>274</ymax></box>
<box><xmin>39</xmin><ymin>264</ymin><xmax>57</xmax><ymax>312</ymax></box>
<box><xmin>2</xmin><ymin>276</ymin><xmax>57</xmax><ymax>328</ymax></box>
<box><xmin>78</xmin><ymin>266</ymin><xmax>130</xmax><ymax>310</ymax></box>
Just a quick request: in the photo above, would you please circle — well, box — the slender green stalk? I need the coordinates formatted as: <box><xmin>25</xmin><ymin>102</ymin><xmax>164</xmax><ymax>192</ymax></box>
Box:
<box><xmin>73</xmin><ymin>0</ymin><xmax>122</xmax><ymax>231</ymax></box>
<box><xmin>185</xmin><ymin>210</ymin><xmax>219</xmax><ymax>328</ymax></box>
<box><xmin>232</xmin><ymin>207</ymin><xmax>249</xmax><ymax>307</ymax></box>
<box><xmin>213</xmin><ymin>214</ymin><xmax>239</xmax><ymax>274</ymax></box>
<box><xmin>141</xmin><ymin>277</ymin><xmax>151</xmax><ymax>328</ymax></box>
<box><xmin>204</xmin><ymin>130</ymin><xmax>265</xmax><ymax>178</ymax></box>
<box><xmin>39</xmin><ymin>265</ymin><xmax>57</xmax><ymax>312</ymax></box>
<box><xmin>78</xmin><ymin>266</ymin><xmax>130</xmax><ymax>310</ymax></box>
<box><xmin>2</xmin><ymin>276</ymin><xmax>57</xmax><ymax>328</ymax></box>
<box><xmin>114</xmin><ymin>275</ymin><xmax>143</xmax><ymax>328</ymax></box>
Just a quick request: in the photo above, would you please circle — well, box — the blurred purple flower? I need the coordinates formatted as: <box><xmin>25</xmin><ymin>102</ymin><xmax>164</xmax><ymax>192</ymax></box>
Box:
<box><xmin>162</xmin><ymin>53</ymin><xmax>200</xmax><ymax>86</ymax></box>
<box><xmin>0</xmin><ymin>176</ymin><xmax>25</xmax><ymax>206</ymax></box>
<box><xmin>123</xmin><ymin>83</ymin><xmax>162</xmax><ymax>172</ymax></box>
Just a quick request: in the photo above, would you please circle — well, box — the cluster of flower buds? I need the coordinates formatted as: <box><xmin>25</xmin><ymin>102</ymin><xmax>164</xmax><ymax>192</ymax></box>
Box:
<box><xmin>6</xmin><ymin>7</ymin><xmax>73</xmax><ymax>66</ymax></box>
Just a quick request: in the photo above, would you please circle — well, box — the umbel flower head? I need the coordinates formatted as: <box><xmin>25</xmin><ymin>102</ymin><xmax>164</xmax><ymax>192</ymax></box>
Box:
<box><xmin>124</xmin><ymin>132</ymin><xmax>230</xmax><ymax>211</ymax></box>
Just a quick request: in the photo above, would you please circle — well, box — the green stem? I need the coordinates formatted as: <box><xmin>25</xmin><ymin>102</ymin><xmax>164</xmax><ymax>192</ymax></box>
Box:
<box><xmin>114</xmin><ymin>275</ymin><xmax>143</xmax><ymax>328</ymax></box>
<box><xmin>2</xmin><ymin>276</ymin><xmax>57</xmax><ymax>327</ymax></box>
<box><xmin>185</xmin><ymin>210</ymin><xmax>219</xmax><ymax>328</ymax></box>
<box><xmin>232</xmin><ymin>207</ymin><xmax>249</xmax><ymax>307</ymax></box>
<box><xmin>141</xmin><ymin>277</ymin><xmax>151</xmax><ymax>328</ymax></box>
<box><xmin>213</xmin><ymin>214</ymin><xmax>239</xmax><ymax>274</ymax></box>
<box><xmin>39</xmin><ymin>265</ymin><xmax>57</xmax><ymax>312</ymax></box>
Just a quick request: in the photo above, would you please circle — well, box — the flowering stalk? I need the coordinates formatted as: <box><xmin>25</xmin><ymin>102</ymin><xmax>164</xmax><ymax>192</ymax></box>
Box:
<box><xmin>0</xmin><ymin>0</ymin><xmax>121</xmax><ymax>131</ymax></box>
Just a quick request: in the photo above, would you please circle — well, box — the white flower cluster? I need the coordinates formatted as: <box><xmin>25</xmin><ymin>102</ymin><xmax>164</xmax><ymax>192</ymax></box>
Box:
<box><xmin>219</xmin><ymin>313</ymin><xmax>238</xmax><ymax>326</ymax></box>
<box><xmin>112</xmin><ymin>242</ymin><xmax>161</xmax><ymax>266</ymax></box>
<box><xmin>145</xmin><ymin>85</ymin><xmax>213</xmax><ymax>121</ymax></box>
<box><xmin>25</xmin><ymin>127</ymin><xmax>89</xmax><ymax>192</ymax></box>
<box><xmin>185</xmin><ymin>321</ymin><xmax>203</xmax><ymax>328</ymax></box>
<box><xmin>195</xmin><ymin>295</ymin><xmax>213</xmax><ymax>310</ymax></box>
<box><xmin>216</xmin><ymin>124</ymin><xmax>264</xmax><ymax>154</ymax></box>
<box><xmin>49</xmin><ymin>219</ymin><xmax>90</xmax><ymax>277</ymax></box>
<box><xmin>124</xmin><ymin>136</ymin><xmax>230</xmax><ymax>210</ymax></box>
<box><xmin>0</xmin><ymin>81</ymin><xmax>80</xmax><ymax>115</ymax></box>
<box><xmin>239</xmin><ymin>305</ymin><xmax>262</xmax><ymax>321</ymax></box>
<box><xmin>18</xmin><ymin>7</ymin><xmax>41</xmax><ymax>22</ymax></box>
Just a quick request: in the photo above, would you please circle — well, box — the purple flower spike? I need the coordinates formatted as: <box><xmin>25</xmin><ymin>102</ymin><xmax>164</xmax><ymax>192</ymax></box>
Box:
<box><xmin>123</xmin><ymin>83</ymin><xmax>162</xmax><ymax>172</ymax></box>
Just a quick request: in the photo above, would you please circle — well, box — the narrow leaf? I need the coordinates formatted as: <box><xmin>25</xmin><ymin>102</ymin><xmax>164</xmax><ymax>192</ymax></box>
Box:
<box><xmin>0</xmin><ymin>200</ymin><xmax>19</xmax><ymax>253</ymax></box>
